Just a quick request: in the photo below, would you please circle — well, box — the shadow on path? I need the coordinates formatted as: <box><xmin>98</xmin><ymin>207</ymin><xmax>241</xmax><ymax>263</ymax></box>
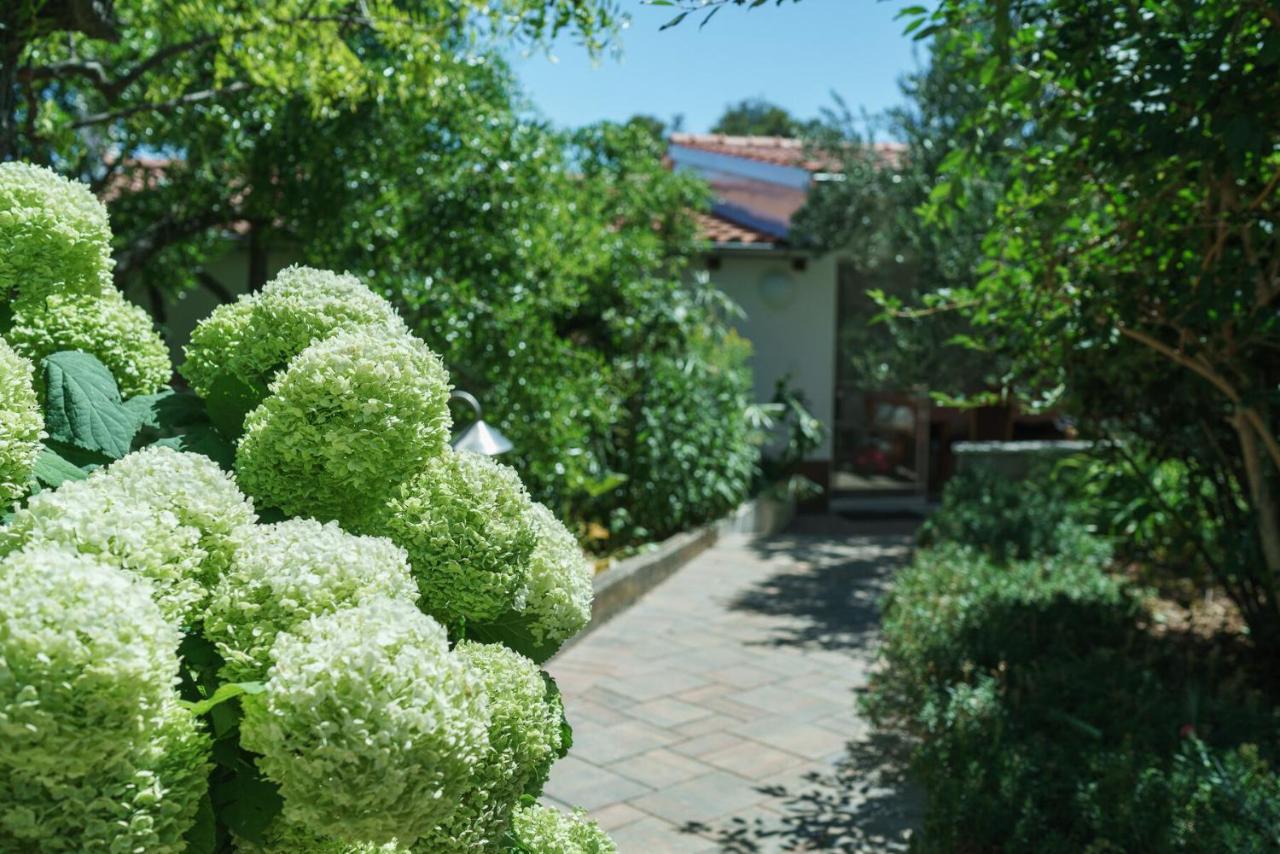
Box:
<box><xmin>695</xmin><ymin>516</ymin><xmax>923</xmax><ymax>851</ymax></box>
<box><xmin>728</xmin><ymin>515</ymin><xmax>916</xmax><ymax>652</ymax></box>
<box><xmin>682</xmin><ymin>731</ymin><xmax>923</xmax><ymax>852</ymax></box>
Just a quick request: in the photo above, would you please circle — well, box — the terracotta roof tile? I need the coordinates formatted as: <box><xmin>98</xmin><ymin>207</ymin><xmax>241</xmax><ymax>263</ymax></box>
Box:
<box><xmin>669</xmin><ymin>133</ymin><xmax>903</xmax><ymax>172</ymax></box>
<box><xmin>693</xmin><ymin>210</ymin><xmax>783</xmax><ymax>248</ymax></box>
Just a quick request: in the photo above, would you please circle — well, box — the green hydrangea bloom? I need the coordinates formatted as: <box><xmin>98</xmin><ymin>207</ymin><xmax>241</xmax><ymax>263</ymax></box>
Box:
<box><xmin>180</xmin><ymin>265</ymin><xmax>408</xmax><ymax>402</ymax></box>
<box><xmin>372</xmin><ymin>449</ymin><xmax>537</xmax><ymax>629</ymax></box>
<box><xmin>0</xmin><ymin>447</ymin><xmax>256</xmax><ymax>627</ymax></box>
<box><xmin>507</xmin><ymin>804</ymin><xmax>617</xmax><ymax>854</ymax></box>
<box><xmin>0</xmin><ymin>162</ymin><xmax>111</xmax><ymax>302</ymax></box>
<box><xmin>522</xmin><ymin>503</ymin><xmax>594</xmax><ymax>650</ymax></box>
<box><xmin>0</xmin><ymin>697</ymin><xmax>210</xmax><ymax>854</ymax></box>
<box><xmin>240</xmin><ymin>598</ymin><xmax>489</xmax><ymax>847</ymax></box>
<box><xmin>420</xmin><ymin>641</ymin><xmax>567</xmax><ymax>851</ymax></box>
<box><xmin>96</xmin><ymin>445</ymin><xmax>257</xmax><ymax>587</ymax></box>
<box><xmin>6</xmin><ymin>288</ymin><xmax>171</xmax><ymax>397</ymax></box>
<box><xmin>238</xmin><ymin>819</ymin><xmax>405</xmax><ymax>854</ymax></box>
<box><xmin>235</xmin><ymin>329</ymin><xmax>452</xmax><ymax>525</ymax></box>
<box><xmin>0</xmin><ymin>337</ymin><xmax>43</xmax><ymax>505</ymax></box>
<box><xmin>204</xmin><ymin>519</ymin><xmax>418</xmax><ymax>682</ymax></box>
<box><xmin>0</xmin><ymin>545</ymin><xmax>180</xmax><ymax>778</ymax></box>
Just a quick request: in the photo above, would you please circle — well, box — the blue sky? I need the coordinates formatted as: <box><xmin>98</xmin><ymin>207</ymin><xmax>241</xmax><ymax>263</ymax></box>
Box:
<box><xmin>510</xmin><ymin>0</ymin><xmax>927</xmax><ymax>136</ymax></box>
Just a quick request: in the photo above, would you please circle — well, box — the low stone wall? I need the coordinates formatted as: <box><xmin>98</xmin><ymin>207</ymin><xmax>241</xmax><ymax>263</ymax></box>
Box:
<box><xmin>556</xmin><ymin>494</ymin><xmax>795</xmax><ymax>655</ymax></box>
<box><xmin>953</xmin><ymin>440</ymin><xmax>1095</xmax><ymax>481</ymax></box>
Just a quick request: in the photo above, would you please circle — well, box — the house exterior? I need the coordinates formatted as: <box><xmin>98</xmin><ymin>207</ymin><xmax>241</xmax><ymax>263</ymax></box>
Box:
<box><xmin>669</xmin><ymin>133</ymin><xmax>888</xmax><ymax>507</ymax></box>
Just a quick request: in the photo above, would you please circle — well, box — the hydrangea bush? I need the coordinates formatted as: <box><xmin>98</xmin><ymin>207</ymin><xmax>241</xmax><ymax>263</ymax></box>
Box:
<box><xmin>0</xmin><ymin>165</ymin><xmax>612</xmax><ymax>852</ymax></box>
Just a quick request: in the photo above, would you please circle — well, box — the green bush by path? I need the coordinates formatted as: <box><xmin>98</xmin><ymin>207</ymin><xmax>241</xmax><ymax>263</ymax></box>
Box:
<box><xmin>869</xmin><ymin>540</ymin><xmax>1280</xmax><ymax>852</ymax></box>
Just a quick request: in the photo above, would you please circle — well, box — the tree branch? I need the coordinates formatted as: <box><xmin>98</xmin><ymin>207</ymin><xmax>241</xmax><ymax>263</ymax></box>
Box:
<box><xmin>1117</xmin><ymin>322</ymin><xmax>1280</xmax><ymax>475</ymax></box>
<box><xmin>72</xmin><ymin>81</ymin><xmax>251</xmax><ymax>128</ymax></box>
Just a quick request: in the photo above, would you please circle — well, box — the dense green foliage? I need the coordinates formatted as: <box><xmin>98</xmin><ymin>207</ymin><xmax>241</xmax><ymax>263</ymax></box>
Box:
<box><xmin>0</xmin><ymin>165</ymin><xmax>612</xmax><ymax>852</ymax></box>
<box><xmin>870</xmin><ymin>474</ymin><xmax>1280</xmax><ymax>852</ymax></box>
<box><xmin>895</xmin><ymin>0</ymin><xmax>1280</xmax><ymax>647</ymax></box>
<box><xmin>918</xmin><ymin>465</ymin><xmax>1102</xmax><ymax>564</ymax></box>
<box><xmin>8</xmin><ymin>0</ymin><xmax>757</xmax><ymax>549</ymax></box>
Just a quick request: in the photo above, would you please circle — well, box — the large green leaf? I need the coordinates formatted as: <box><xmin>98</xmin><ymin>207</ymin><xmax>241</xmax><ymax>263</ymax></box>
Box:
<box><xmin>153</xmin><ymin>427</ymin><xmax>235</xmax><ymax>471</ymax></box>
<box><xmin>465</xmin><ymin>610</ymin><xmax>565</xmax><ymax>666</ymax></box>
<box><xmin>203</xmin><ymin>373</ymin><xmax>265</xmax><ymax>441</ymax></box>
<box><xmin>41</xmin><ymin>351</ymin><xmax>140</xmax><ymax>459</ymax></box>
<box><xmin>30</xmin><ymin>446</ymin><xmax>90</xmax><ymax>488</ymax></box>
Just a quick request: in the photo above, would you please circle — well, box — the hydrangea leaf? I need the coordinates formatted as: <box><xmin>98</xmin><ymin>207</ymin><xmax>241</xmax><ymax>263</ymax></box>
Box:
<box><xmin>41</xmin><ymin>350</ymin><xmax>140</xmax><ymax>459</ymax></box>
<box><xmin>183</xmin><ymin>681</ymin><xmax>266</xmax><ymax>717</ymax></box>
<box><xmin>153</xmin><ymin>427</ymin><xmax>236</xmax><ymax>471</ymax></box>
<box><xmin>204</xmin><ymin>371</ymin><xmax>264</xmax><ymax>440</ymax></box>
<box><xmin>184</xmin><ymin>793</ymin><xmax>218</xmax><ymax>854</ymax></box>
<box><xmin>30</xmin><ymin>445</ymin><xmax>88</xmax><ymax>488</ymax></box>
<box><xmin>466</xmin><ymin>610</ymin><xmax>565</xmax><ymax>665</ymax></box>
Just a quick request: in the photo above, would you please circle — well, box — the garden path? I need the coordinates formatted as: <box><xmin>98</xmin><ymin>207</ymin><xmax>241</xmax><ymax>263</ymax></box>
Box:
<box><xmin>542</xmin><ymin>516</ymin><xmax>924</xmax><ymax>852</ymax></box>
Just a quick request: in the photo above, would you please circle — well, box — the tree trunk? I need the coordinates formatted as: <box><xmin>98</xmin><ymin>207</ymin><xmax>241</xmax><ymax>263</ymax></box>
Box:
<box><xmin>247</xmin><ymin>222</ymin><xmax>268</xmax><ymax>292</ymax></box>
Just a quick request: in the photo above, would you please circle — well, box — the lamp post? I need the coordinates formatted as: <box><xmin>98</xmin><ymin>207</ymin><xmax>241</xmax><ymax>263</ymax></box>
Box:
<box><xmin>449</xmin><ymin>389</ymin><xmax>514</xmax><ymax>456</ymax></box>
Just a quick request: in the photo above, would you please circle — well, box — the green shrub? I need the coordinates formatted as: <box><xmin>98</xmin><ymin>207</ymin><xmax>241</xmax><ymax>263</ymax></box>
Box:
<box><xmin>919</xmin><ymin>464</ymin><xmax>1104</xmax><ymax>563</ymax></box>
<box><xmin>870</xmin><ymin>542</ymin><xmax>1280</xmax><ymax>852</ymax></box>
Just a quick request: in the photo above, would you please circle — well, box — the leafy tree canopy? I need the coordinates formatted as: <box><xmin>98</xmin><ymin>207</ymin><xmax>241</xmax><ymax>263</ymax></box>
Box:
<box><xmin>711</xmin><ymin>97</ymin><xmax>806</xmax><ymax>137</ymax></box>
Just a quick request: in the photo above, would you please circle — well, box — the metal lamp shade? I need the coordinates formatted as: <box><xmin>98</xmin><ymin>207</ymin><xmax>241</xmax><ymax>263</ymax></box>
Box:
<box><xmin>451</xmin><ymin>419</ymin><xmax>515</xmax><ymax>456</ymax></box>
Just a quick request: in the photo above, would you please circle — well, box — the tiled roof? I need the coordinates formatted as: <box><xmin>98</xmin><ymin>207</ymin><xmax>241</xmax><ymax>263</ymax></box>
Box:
<box><xmin>693</xmin><ymin>210</ymin><xmax>784</xmax><ymax>248</ymax></box>
<box><xmin>669</xmin><ymin>133</ymin><xmax>903</xmax><ymax>172</ymax></box>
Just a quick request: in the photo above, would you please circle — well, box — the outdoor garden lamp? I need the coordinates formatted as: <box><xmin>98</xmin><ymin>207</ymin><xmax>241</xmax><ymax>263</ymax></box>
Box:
<box><xmin>449</xmin><ymin>389</ymin><xmax>514</xmax><ymax>455</ymax></box>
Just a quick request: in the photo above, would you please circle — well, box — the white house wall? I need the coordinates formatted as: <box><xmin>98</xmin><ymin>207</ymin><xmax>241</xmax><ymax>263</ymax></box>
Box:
<box><xmin>706</xmin><ymin>253</ymin><xmax>837</xmax><ymax>461</ymax></box>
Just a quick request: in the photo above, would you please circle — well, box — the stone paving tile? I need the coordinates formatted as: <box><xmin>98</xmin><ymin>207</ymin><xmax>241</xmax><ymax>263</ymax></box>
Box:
<box><xmin>608</xmin><ymin>817</ymin><xmax>718</xmax><ymax>853</ymax></box>
<box><xmin>544</xmin><ymin>520</ymin><xmax>923</xmax><ymax>852</ymax></box>
<box><xmin>629</xmin><ymin>771</ymin><xmax>770</xmax><ymax>824</ymax></box>
<box><xmin>700</xmin><ymin>739</ymin><xmax>808</xmax><ymax>781</ymax></box>
<box><xmin>569</xmin><ymin>718</ymin><xmax>680</xmax><ymax>764</ymax></box>
<box><xmin>542</xmin><ymin>756</ymin><xmax>652</xmax><ymax>811</ymax></box>
<box><xmin>608</xmin><ymin>747</ymin><xmax>709</xmax><ymax>789</ymax></box>
<box><xmin>590</xmin><ymin>802</ymin><xmax>650</xmax><ymax>832</ymax></box>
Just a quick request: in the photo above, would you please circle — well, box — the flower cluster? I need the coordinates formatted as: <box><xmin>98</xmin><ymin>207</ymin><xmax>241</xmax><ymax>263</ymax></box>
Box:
<box><xmin>372</xmin><ymin>449</ymin><xmax>538</xmax><ymax>629</ymax></box>
<box><xmin>235</xmin><ymin>329</ymin><xmax>452</xmax><ymax>525</ymax></box>
<box><xmin>239</xmin><ymin>598</ymin><xmax>489</xmax><ymax>847</ymax></box>
<box><xmin>181</xmin><ymin>265</ymin><xmax>408</xmax><ymax>403</ymax></box>
<box><xmin>204</xmin><ymin>519</ymin><xmax>418</xmax><ymax>681</ymax></box>
<box><xmin>6</xmin><ymin>288</ymin><xmax>171</xmax><ymax>397</ymax></box>
<box><xmin>0</xmin><ymin>447</ymin><xmax>256</xmax><ymax>627</ymax></box>
<box><xmin>508</xmin><ymin>804</ymin><xmax>618</xmax><ymax>854</ymax></box>
<box><xmin>419</xmin><ymin>641</ymin><xmax>567</xmax><ymax>850</ymax></box>
<box><xmin>0</xmin><ymin>697</ymin><xmax>210</xmax><ymax>854</ymax></box>
<box><xmin>0</xmin><ymin>546</ymin><xmax>179</xmax><ymax>777</ymax></box>
<box><xmin>0</xmin><ymin>338</ymin><xmax>42</xmax><ymax>505</ymax></box>
<box><xmin>0</xmin><ymin>162</ymin><xmax>111</xmax><ymax>302</ymax></box>
<box><xmin>521</xmin><ymin>502</ymin><xmax>595</xmax><ymax>651</ymax></box>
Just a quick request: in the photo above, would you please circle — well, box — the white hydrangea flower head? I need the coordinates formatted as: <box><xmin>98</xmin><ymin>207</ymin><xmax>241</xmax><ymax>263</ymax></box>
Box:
<box><xmin>0</xmin><ymin>448</ymin><xmax>254</xmax><ymax>627</ymax></box>
<box><xmin>508</xmin><ymin>804</ymin><xmax>617</xmax><ymax>854</ymax></box>
<box><xmin>0</xmin><ymin>162</ymin><xmax>112</xmax><ymax>302</ymax></box>
<box><xmin>372</xmin><ymin>449</ymin><xmax>537</xmax><ymax>629</ymax></box>
<box><xmin>0</xmin><ymin>696</ymin><xmax>210</xmax><ymax>853</ymax></box>
<box><xmin>235</xmin><ymin>329</ymin><xmax>452</xmax><ymax>526</ymax></box>
<box><xmin>237</xmin><ymin>818</ymin><xmax>406</xmax><ymax>854</ymax></box>
<box><xmin>0</xmin><ymin>337</ymin><xmax>43</xmax><ymax>505</ymax></box>
<box><xmin>6</xmin><ymin>287</ymin><xmax>171</xmax><ymax>397</ymax></box>
<box><xmin>522</xmin><ymin>502</ymin><xmax>594</xmax><ymax>650</ymax></box>
<box><xmin>0</xmin><ymin>545</ymin><xmax>180</xmax><ymax>779</ymax></box>
<box><xmin>180</xmin><ymin>265</ymin><xmax>408</xmax><ymax>402</ymax></box>
<box><xmin>205</xmin><ymin>519</ymin><xmax>418</xmax><ymax>682</ymax></box>
<box><xmin>240</xmin><ymin>598</ymin><xmax>489</xmax><ymax>847</ymax></box>
<box><xmin>419</xmin><ymin>641</ymin><xmax>567</xmax><ymax>851</ymax></box>
<box><xmin>96</xmin><ymin>445</ymin><xmax>257</xmax><ymax>589</ymax></box>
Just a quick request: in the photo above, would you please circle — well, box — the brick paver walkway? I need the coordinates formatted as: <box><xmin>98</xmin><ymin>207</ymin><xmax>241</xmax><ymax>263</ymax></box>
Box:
<box><xmin>543</xmin><ymin>517</ymin><xmax>924</xmax><ymax>852</ymax></box>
